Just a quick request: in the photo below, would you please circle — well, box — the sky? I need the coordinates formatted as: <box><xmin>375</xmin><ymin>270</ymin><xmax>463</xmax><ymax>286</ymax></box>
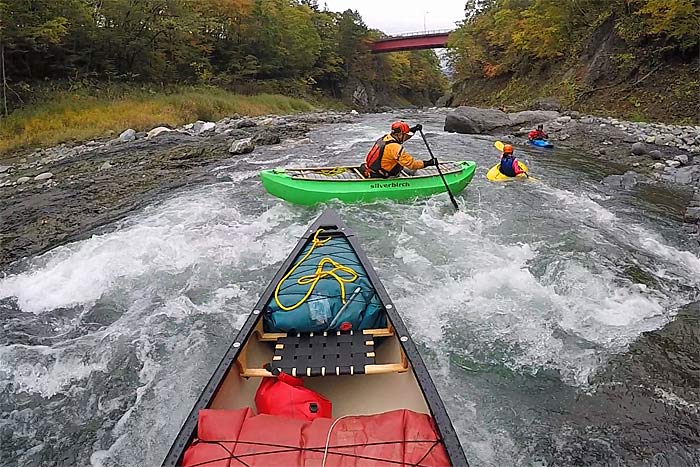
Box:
<box><xmin>321</xmin><ymin>1</ymin><xmax>466</xmax><ymax>35</ymax></box>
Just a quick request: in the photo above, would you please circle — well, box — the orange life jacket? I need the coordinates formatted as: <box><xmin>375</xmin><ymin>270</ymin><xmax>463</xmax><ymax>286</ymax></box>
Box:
<box><xmin>364</xmin><ymin>135</ymin><xmax>402</xmax><ymax>178</ymax></box>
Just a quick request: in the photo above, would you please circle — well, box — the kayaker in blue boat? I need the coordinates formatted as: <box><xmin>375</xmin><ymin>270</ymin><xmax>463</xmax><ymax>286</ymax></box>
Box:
<box><xmin>499</xmin><ymin>144</ymin><xmax>526</xmax><ymax>177</ymax></box>
<box><xmin>528</xmin><ymin>124</ymin><xmax>548</xmax><ymax>141</ymax></box>
<box><xmin>361</xmin><ymin>121</ymin><xmax>437</xmax><ymax>178</ymax></box>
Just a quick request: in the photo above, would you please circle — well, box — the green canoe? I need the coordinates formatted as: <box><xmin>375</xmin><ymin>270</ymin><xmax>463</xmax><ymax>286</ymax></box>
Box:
<box><xmin>260</xmin><ymin>161</ymin><xmax>477</xmax><ymax>205</ymax></box>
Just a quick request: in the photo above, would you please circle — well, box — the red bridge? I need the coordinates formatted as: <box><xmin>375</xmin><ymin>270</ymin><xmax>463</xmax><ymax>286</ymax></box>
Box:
<box><xmin>370</xmin><ymin>30</ymin><xmax>452</xmax><ymax>54</ymax></box>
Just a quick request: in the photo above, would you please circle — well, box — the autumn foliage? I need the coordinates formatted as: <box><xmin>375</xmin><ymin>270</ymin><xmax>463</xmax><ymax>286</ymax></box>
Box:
<box><xmin>0</xmin><ymin>0</ymin><xmax>447</xmax><ymax>111</ymax></box>
<box><xmin>448</xmin><ymin>0</ymin><xmax>700</xmax><ymax>80</ymax></box>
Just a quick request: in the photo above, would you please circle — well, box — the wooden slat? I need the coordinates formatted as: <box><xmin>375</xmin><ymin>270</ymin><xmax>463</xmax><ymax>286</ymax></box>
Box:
<box><xmin>364</xmin><ymin>363</ymin><xmax>409</xmax><ymax>375</ymax></box>
<box><xmin>241</xmin><ymin>362</ymin><xmax>409</xmax><ymax>378</ymax></box>
<box><xmin>241</xmin><ymin>368</ymin><xmax>274</xmax><ymax>378</ymax></box>
<box><xmin>362</xmin><ymin>327</ymin><xmax>394</xmax><ymax>337</ymax></box>
<box><xmin>258</xmin><ymin>332</ymin><xmax>289</xmax><ymax>341</ymax></box>
<box><xmin>258</xmin><ymin>327</ymin><xmax>393</xmax><ymax>342</ymax></box>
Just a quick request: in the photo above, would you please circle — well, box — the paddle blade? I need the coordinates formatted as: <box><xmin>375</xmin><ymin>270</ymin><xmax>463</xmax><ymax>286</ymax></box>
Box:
<box><xmin>494</xmin><ymin>141</ymin><xmax>504</xmax><ymax>151</ymax></box>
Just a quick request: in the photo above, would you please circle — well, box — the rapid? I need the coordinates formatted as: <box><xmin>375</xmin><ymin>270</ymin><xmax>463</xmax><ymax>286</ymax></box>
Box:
<box><xmin>1</xmin><ymin>109</ymin><xmax>699</xmax><ymax>466</ymax></box>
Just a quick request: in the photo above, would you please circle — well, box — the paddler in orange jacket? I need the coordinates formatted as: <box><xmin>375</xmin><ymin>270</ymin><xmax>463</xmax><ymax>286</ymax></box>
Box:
<box><xmin>361</xmin><ymin>121</ymin><xmax>437</xmax><ymax>178</ymax></box>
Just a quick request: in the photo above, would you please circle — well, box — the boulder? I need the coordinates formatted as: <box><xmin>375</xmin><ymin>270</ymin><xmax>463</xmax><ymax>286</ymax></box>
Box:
<box><xmin>674</xmin><ymin>154</ymin><xmax>690</xmax><ymax>165</ymax></box>
<box><xmin>444</xmin><ymin>107</ymin><xmax>510</xmax><ymax>133</ymax></box>
<box><xmin>223</xmin><ymin>129</ymin><xmax>250</xmax><ymax>139</ymax></box>
<box><xmin>436</xmin><ymin>93</ymin><xmax>453</xmax><ymax>107</ymax></box>
<box><xmin>229</xmin><ymin>138</ymin><xmax>255</xmax><ymax>155</ymax></box>
<box><xmin>667</xmin><ymin>165</ymin><xmax>700</xmax><ymax>185</ymax></box>
<box><xmin>602</xmin><ymin>171</ymin><xmax>639</xmax><ymax>189</ymax></box>
<box><xmin>193</xmin><ymin>121</ymin><xmax>216</xmax><ymax>135</ymax></box>
<box><xmin>648</xmin><ymin>150</ymin><xmax>664</xmax><ymax>160</ymax></box>
<box><xmin>17</xmin><ymin>176</ymin><xmax>31</xmax><ymax>184</ymax></box>
<box><xmin>631</xmin><ymin>142</ymin><xmax>647</xmax><ymax>156</ymax></box>
<box><xmin>34</xmin><ymin>172</ymin><xmax>54</xmax><ymax>181</ymax></box>
<box><xmin>252</xmin><ymin>131</ymin><xmax>281</xmax><ymax>146</ymax></box>
<box><xmin>508</xmin><ymin>110</ymin><xmax>560</xmax><ymax>127</ymax></box>
<box><xmin>444</xmin><ymin>106</ymin><xmax>559</xmax><ymax>134</ymax></box>
<box><xmin>147</xmin><ymin>126</ymin><xmax>173</xmax><ymax>138</ymax></box>
<box><xmin>234</xmin><ymin>118</ymin><xmax>258</xmax><ymax>129</ymax></box>
<box><xmin>0</xmin><ymin>165</ymin><xmax>13</xmax><ymax>173</ymax></box>
<box><xmin>118</xmin><ymin>128</ymin><xmax>136</xmax><ymax>143</ymax></box>
<box><xmin>621</xmin><ymin>170</ymin><xmax>639</xmax><ymax>189</ymax></box>
<box><xmin>686</xmin><ymin>207</ymin><xmax>700</xmax><ymax>223</ymax></box>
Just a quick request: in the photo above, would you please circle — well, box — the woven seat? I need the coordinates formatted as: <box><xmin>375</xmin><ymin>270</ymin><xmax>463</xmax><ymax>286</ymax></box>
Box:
<box><xmin>239</xmin><ymin>327</ymin><xmax>407</xmax><ymax>378</ymax></box>
<box><xmin>272</xmin><ymin>331</ymin><xmax>374</xmax><ymax>377</ymax></box>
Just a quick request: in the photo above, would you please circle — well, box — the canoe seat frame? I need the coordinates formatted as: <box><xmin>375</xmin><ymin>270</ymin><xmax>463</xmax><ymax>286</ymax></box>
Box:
<box><xmin>238</xmin><ymin>326</ymin><xmax>409</xmax><ymax>378</ymax></box>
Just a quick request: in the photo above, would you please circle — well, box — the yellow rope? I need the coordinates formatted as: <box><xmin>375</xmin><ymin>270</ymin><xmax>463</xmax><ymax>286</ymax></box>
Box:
<box><xmin>316</xmin><ymin>168</ymin><xmax>348</xmax><ymax>177</ymax></box>
<box><xmin>274</xmin><ymin>229</ymin><xmax>359</xmax><ymax>312</ymax></box>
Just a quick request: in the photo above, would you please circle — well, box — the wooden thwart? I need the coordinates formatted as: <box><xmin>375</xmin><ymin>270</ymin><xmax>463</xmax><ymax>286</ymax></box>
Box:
<box><xmin>241</xmin><ymin>362</ymin><xmax>408</xmax><ymax>378</ymax></box>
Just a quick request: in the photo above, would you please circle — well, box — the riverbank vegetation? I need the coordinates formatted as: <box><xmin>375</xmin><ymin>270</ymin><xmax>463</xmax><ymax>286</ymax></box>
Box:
<box><xmin>447</xmin><ymin>0</ymin><xmax>700</xmax><ymax>123</ymax></box>
<box><xmin>0</xmin><ymin>0</ymin><xmax>447</xmax><ymax>153</ymax></box>
<box><xmin>0</xmin><ymin>87</ymin><xmax>316</xmax><ymax>154</ymax></box>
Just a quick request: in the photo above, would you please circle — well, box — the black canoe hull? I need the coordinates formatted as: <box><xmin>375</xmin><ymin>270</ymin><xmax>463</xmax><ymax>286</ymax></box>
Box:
<box><xmin>162</xmin><ymin>209</ymin><xmax>468</xmax><ymax>466</ymax></box>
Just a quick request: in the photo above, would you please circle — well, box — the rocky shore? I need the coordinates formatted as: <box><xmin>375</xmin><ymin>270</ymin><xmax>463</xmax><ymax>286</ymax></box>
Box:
<box><xmin>445</xmin><ymin>106</ymin><xmax>700</xmax><ymax>226</ymax></box>
<box><xmin>0</xmin><ymin>111</ymin><xmax>358</xmax><ymax>271</ymax></box>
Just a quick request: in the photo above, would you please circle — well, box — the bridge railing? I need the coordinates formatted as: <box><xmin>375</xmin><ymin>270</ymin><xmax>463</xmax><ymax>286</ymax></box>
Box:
<box><xmin>376</xmin><ymin>29</ymin><xmax>454</xmax><ymax>40</ymax></box>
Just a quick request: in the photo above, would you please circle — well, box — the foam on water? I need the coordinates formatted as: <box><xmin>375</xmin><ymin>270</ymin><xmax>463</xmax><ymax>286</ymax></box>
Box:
<box><xmin>375</xmin><ymin>192</ymin><xmax>689</xmax><ymax>389</ymax></box>
<box><xmin>0</xmin><ymin>188</ymin><xmax>301</xmax><ymax>314</ymax></box>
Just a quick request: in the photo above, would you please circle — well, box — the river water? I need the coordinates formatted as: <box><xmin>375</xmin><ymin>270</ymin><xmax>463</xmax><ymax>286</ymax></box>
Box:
<box><xmin>1</xmin><ymin>110</ymin><xmax>699</xmax><ymax>467</ymax></box>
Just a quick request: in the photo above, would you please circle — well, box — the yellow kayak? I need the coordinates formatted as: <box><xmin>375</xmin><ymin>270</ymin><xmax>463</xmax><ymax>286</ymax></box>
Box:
<box><xmin>486</xmin><ymin>162</ymin><xmax>529</xmax><ymax>182</ymax></box>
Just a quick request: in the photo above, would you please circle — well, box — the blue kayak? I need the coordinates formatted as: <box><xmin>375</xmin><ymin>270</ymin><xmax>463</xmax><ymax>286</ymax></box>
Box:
<box><xmin>529</xmin><ymin>139</ymin><xmax>554</xmax><ymax>148</ymax></box>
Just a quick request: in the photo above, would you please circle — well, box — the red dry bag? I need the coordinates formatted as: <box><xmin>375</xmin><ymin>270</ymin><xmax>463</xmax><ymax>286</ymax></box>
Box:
<box><xmin>254</xmin><ymin>371</ymin><xmax>332</xmax><ymax>421</ymax></box>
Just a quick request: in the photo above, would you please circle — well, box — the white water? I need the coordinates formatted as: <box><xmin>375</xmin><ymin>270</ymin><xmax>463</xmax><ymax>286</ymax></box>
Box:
<box><xmin>1</xmin><ymin>110</ymin><xmax>698</xmax><ymax>466</ymax></box>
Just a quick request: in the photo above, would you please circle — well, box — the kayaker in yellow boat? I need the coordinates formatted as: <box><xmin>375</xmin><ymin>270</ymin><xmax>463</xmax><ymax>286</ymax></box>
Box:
<box><xmin>361</xmin><ymin>121</ymin><xmax>437</xmax><ymax>178</ymax></box>
<box><xmin>499</xmin><ymin>144</ymin><xmax>526</xmax><ymax>177</ymax></box>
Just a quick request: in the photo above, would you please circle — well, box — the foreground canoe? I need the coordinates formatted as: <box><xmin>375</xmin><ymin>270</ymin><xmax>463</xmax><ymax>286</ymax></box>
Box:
<box><xmin>486</xmin><ymin>161</ymin><xmax>530</xmax><ymax>181</ymax></box>
<box><xmin>529</xmin><ymin>139</ymin><xmax>554</xmax><ymax>148</ymax></box>
<box><xmin>163</xmin><ymin>209</ymin><xmax>468</xmax><ymax>467</ymax></box>
<box><xmin>260</xmin><ymin>161</ymin><xmax>476</xmax><ymax>205</ymax></box>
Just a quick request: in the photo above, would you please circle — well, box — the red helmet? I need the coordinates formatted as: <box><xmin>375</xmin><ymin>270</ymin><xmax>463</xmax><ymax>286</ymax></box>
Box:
<box><xmin>503</xmin><ymin>144</ymin><xmax>514</xmax><ymax>154</ymax></box>
<box><xmin>390</xmin><ymin>121</ymin><xmax>410</xmax><ymax>134</ymax></box>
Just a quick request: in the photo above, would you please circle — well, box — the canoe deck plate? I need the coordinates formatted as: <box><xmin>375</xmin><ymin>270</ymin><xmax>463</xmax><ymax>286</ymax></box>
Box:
<box><xmin>287</xmin><ymin>161</ymin><xmax>463</xmax><ymax>181</ymax></box>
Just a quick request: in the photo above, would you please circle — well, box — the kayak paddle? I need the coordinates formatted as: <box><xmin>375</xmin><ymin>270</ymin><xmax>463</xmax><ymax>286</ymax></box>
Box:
<box><xmin>419</xmin><ymin>128</ymin><xmax>459</xmax><ymax>211</ymax></box>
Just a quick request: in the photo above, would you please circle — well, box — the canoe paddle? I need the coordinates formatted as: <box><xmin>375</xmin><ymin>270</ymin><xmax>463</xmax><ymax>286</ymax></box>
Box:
<box><xmin>494</xmin><ymin>140</ymin><xmax>532</xmax><ymax>179</ymax></box>
<box><xmin>419</xmin><ymin>129</ymin><xmax>459</xmax><ymax>211</ymax></box>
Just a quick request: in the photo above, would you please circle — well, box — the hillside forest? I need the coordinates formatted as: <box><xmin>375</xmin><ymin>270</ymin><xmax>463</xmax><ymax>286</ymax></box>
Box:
<box><xmin>447</xmin><ymin>0</ymin><xmax>700</xmax><ymax>122</ymax></box>
<box><xmin>0</xmin><ymin>0</ymin><xmax>448</xmax><ymax>112</ymax></box>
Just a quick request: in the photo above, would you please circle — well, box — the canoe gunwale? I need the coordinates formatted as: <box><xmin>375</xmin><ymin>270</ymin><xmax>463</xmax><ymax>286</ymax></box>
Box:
<box><xmin>283</xmin><ymin>161</ymin><xmax>467</xmax><ymax>182</ymax></box>
<box><xmin>161</xmin><ymin>209</ymin><xmax>468</xmax><ymax>467</ymax></box>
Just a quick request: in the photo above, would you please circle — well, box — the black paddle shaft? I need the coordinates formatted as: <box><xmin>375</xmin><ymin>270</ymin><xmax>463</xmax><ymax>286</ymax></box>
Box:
<box><xmin>419</xmin><ymin>129</ymin><xmax>459</xmax><ymax>211</ymax></box>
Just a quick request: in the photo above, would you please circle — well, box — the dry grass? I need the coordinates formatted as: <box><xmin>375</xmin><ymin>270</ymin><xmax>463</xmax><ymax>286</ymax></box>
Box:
<box><xmin>0</xmin><ymin>87</ymin><xmax>316</xmax><ymax>155</ymax></box>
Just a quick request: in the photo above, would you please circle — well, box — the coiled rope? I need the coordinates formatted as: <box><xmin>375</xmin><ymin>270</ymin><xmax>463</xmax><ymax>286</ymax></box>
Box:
<box><xmin>274</xmin><ymin>229</ymin><xmax>359</xmax><ymax>312</ymax></box>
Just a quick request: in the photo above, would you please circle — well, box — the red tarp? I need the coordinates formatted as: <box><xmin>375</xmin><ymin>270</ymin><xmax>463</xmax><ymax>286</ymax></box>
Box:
<box><xmin>182</xmin><ymin>408</ymin><xmax>451</xmax><ymax>467</ymax></box>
